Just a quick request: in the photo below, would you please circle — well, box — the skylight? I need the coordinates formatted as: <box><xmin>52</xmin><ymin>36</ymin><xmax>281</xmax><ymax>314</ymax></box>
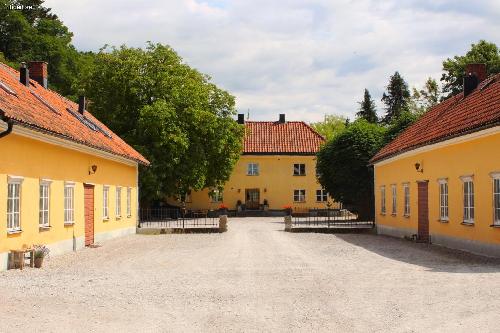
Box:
<box><xmin>66</xmin><ymin>108</ymin><xmax>112</xmax><ymax>138</ymax></box>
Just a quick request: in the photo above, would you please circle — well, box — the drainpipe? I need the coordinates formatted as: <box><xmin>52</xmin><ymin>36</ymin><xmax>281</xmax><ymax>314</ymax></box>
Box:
<box><xmin>0</xmin><ymin>109</ymin><xmax>14</xmax><ymax>139</ymax></box>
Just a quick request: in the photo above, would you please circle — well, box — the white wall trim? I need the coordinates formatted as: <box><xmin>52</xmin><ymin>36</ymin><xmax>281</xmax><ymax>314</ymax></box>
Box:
<box><xmin>373</xmin><ymin>126</ymin><xmax>500</xmax><ymax>167</ymax></box>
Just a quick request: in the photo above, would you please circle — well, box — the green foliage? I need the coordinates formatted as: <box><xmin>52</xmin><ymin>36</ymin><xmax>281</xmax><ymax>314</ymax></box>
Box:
<box><xmin>384</xmin><ymin>110</ymin><xmax>419</xmax><ymax>144</ymax></box>
<box><xmin>356</xmin><ymin>88</ymin><xmax>378</xmax><ymax>123</ymax></box>
<box><xmin>381</xmin><ymin>71</ymin><xmax>411</xmax><ymax>124</ymax></box>
<box><xmin>441</xmin><ymin>40</ymin><xmax>500</xmax><ymax>97</ymax></box>
<box><xmin>316</xmin><ymin>119</ymin><xmax>386</xmax><ymax>220</ymax></box>
<box><xmin>82</xmin><ymin>43</ymin><xmax>244</xmax><ymax>202</ymax></box>
<box><xmin>409</xmin><ymin>77</ymin><xmax>441</xmax><ymax>115</ymax></box>
<box><xmin>310</xmin><ymin>114</ymin><xmax>347</xmax><ymax>141</ymax></box>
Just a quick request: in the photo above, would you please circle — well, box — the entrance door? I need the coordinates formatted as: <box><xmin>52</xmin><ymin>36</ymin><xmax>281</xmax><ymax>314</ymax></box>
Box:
<box><xmin>245</xmin><ymin>189</ymin><xmax>260</xmax><ymax>210</ymax></box>
<box><xmin>417</xmin><ymin>181</ymin><xmax>429</xmax><ymax>243</ymax></box>
<box><xmin>84</xmin><ymin>184</ymin><xmax>95</xmax><ymax>246</ymax></box>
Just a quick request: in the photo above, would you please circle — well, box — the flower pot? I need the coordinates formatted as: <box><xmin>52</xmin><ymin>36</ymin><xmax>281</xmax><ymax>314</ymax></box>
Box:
<box><xmin>34</xmin><ymin>257</ymin><xmax>44</xmax><ymax>268</ymax></box>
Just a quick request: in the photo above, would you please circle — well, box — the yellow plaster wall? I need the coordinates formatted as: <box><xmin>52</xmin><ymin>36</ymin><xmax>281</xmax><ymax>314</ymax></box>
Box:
<box><xmin>0</xmin><ymin>133</ymin><xmax>138</xmax><ymax>254</ymax></box>
<box><xmin>374</xmin><ymin>131</ymin><xmax>500</xmax><ymax>245</ymax></box>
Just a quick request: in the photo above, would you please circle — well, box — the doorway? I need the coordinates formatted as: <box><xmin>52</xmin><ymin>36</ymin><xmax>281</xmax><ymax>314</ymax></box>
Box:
<box><xmin>417</xmin><ymin>181</ymin><xmax>430</xmax><ymax>243</ymax></box>
<box><xmin>245</xmin><ymin>189</ymin><xmax>260</xmax><ymax>210</ymax></box>
<box><xmin>84</xmin><ymin>184</ymin><xmax>95</xmax><ymax>246</ymax></box>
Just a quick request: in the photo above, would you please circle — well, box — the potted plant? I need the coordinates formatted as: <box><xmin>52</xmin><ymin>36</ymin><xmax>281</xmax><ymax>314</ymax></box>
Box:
<box><xmin>219</xmin><ymin>203</ymin><xmax>229</xmax><ymax>216</ymax></box>
<box><xmin>33</xmin><ymin>244</ymin><xmax>50</xmax><ymax>268</ymax></box>
<box><xmin>283</xmin><ymin>205</ymin><xmax>292</xmax><ymax>216</ymax></box>
<box><xmin>263</xmin><ymin>199</ymin><xmax>269</xmax><ymax>211</ymax></box>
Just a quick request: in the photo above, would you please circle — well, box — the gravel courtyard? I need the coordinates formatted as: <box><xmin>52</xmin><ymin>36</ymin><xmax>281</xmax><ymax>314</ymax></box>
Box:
<box><xmin>1</xmin><ymin>217</ymin><xmax>500</xmax><ymax>333</ymax></box>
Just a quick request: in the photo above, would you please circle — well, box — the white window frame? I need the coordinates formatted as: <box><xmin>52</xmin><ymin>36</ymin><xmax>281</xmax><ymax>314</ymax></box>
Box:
<box><xmin>247</xmin><ymin>163</ymin><xmax>259</xmax><ymax>176</ymax></box>
<box><xmin>403</xmin><ymin>183</ymin><xmax>410</xmax><ymax>217</ymax></box>
<box><xmin>438</xmin><ymin>178</ymin><xmax>449</xmax><ymax>221</ymax></box>
<box><xmin>7</xmin><ymin>176</ymin><xmax>23</xmax><ymax>232</ymax></box>
<box><xmin>64</xmin><ymin>181</ymin><xmax>75</xmax><ymax>225</ymax></box>
<box><xmin>293</xmin><ymin>189</ymin><xmax>306</xmax><ymax>202</ymax></box>
<box><xmin>103</xmin><ymin>185</ymin><xmax>109</xmax><ymax>220</ymax></box>
<box><xmin>380</xmin><ymin>186</ymin><xmax>386</xmax><ymax>214</ymax></box>
<box><xmin>115</xmin><ymin>186</ymin><xmax>122</xmax><ymax>218</ymax></box>
<box><xmin>491</xmin><ymin>172</ymin><xmax>500</xmax><ymax>226</ymax></box>
<box><xmin>127</xmin><ymin>187</ymin><xmax>132</xmax><ymax>217</ymax></box>
<box><xmin>316</xmin><ymin>189</ymin><xmax>328</xmax><ymax>202</ymax></box>
<box><xmin>39</xmin><ymin>179</ymin><xmax>52</xmax><ymax>228</ymax></box>
<box><xmin>391</xmin><ymin>184</ymin><xmax>397</xmax><ymax>215</ymax></box>
<box><xmin>210</xmin><ymin>189</ymin><xmax>223</xmax><ymax>203</ymax></box>
<box><xmin>293</xmin><ymin>163</ymin><xmax>306</xmax><ymax>176</ymax></box>
<box><xmin>460</xmin><ymin>176</ymin><xmax>474</xmax><ymax>224</ymax></box>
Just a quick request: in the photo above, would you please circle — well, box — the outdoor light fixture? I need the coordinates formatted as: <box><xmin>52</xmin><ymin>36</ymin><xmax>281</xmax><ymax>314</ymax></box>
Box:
<box><xmin>414</xmin><ymin>162</ymin><xmax>423</xmax><ymax>173</ymax></box>
<box><xmin>89</xmin><ymin>164</ymin><xmax>98</xmax><ymax>175</ymax></box>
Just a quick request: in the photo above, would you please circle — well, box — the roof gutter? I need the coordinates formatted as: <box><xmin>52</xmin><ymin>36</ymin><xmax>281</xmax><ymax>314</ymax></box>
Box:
<box><xmin>0</xmin><ymin>109</ymin><xmax>14</xmax><ymax>139</ymax></box>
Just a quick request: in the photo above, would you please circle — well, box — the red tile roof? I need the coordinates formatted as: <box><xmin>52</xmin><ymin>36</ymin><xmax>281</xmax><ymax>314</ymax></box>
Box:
<box><xmin>243</xmin><ymin>121</ymin><xmax>325</xmax><ymax>154</ymax></box>
<box><xmin>0</xmin><ymin>63</ymin><xmax>149</xmax><ymax>165</ymax></box>
<box><xmin>370</xmin><ymin>74</ymin><xmax>500</xmax><ymax>164</ymax></box>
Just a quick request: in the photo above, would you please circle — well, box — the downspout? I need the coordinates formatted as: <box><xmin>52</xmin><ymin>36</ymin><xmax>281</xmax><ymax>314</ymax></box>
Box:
<box><xmin>0</xmin><ymin>109</ymin><xmax>14</xmax><ymax>139</ymax></box>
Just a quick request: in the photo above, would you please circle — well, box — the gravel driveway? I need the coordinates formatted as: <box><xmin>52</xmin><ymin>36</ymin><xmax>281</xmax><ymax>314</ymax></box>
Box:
<box><xmin>1</xmin><ymin>217</ymin><xmax>500</xmax><ymax>333</ymax></box>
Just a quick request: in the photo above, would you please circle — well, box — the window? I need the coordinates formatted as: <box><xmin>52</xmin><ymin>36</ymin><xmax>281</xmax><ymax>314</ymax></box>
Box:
<box><xmin>127</xmin><ymin>187</ymin><xmax>132</xmax><ymax>217</ymax></box>
<box><xmin>461</xmin><ymin>176</ymin><xmax>474</xmax><ymax>223</ymax></box>
<box><xmin>391</xmin><ymin>185</ymin><xmax>397</xmax><ymax>215</ymax></box>
<box><xmin>294</xmin><ymin>189</ymin><xmax>306</xmax><ymax>202</ymax></box>
<box><xmin>39</xmin><ymin>180</ymin><xmax>51</xmax><ymax>227</ymax></box>
<box><xmin>403</xmin><ymin>183</ymin><xmax>410</xmax><ymax>216</ymax></box>
<box><xmin>64</xmin><ymin>182</ymin><xmax>75</xmax><ymax>224</ymax></box>
<box><xmin>116</xmin><ymin>186</ymin><xmax>122</xmax><ymax>217</ymax></box>
<box><xmin>210</xmin><ymin>189</ymin><xmax>223</xmax><ymax>203</ymax></box>
<box><xmin>438</xmin><ymin>179</ymin><xmax>449</xmax><ymax>221</ymax></box>
<box><xmin>103</xmin><ymin>186</ymin><xmax>109</xmax><ymax>219</ymax></box>
<box><xmin>316</xmin><ymin>189</ymin><xmax>328</xmax><ymax>202</ymax></box>
<box><xmin>247</xmin><ymin>163</ymin><xmax>259</xmax><ymax>176</ymax></box>
<box><xmin>7</xmin><ymin>176</ymin><xmax>23</xmax><ymax>232</ymax></box>
<box><xmin>492</xmin><ymin>173</ymin><xmax>500</xmax><ymax>225</ymax></box>
<box><xmin>380</xmin><ymin>186</ymin><xmax>386</xmax><ymax>214</ymax></box>
<box><xmin>293</xmin><ymin>164</ymin><xmax>306</xmax><ymax>176</ymax></box>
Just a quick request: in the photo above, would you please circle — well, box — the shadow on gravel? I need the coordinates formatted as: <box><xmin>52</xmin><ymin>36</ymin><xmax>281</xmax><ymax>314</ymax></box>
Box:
<box><xmin>336</xmin><ymin>233</ymin><xmax>500</xmax><ymax>273</ymax></box>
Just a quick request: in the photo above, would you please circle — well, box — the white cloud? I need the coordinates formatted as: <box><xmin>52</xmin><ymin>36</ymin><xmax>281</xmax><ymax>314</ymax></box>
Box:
<box><xmin>45</xmin><ymin>0</ymin><xmax>500</xmax><ymax>122</ymax></box>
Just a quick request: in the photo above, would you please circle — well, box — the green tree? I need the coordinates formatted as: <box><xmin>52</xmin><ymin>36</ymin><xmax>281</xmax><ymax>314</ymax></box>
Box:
<box><xmin>82</xmin><ymin>43</ymin><xmax>244</xmax><ymax>203</ymax></box>
<box><xmin>409</xmin><ymin>77</ymin><xmax>441</xmax><ymax>115</ymax></box>
<box><xmin>316</xmin><ymin>119</ymin><xmax>387</xmax><ymax>220</ymax></box>
<box><xmin>381</xmin><ymin>71</ymin><xmax>411</xmax><ymax>124</ymax></box>
<box><xmin>441</xmin><ymin>40</ymin><xmax>500</xmax><ymax>97</ymax></box>
<box><xmin>356</xmin><ymin>88</ymin><xmax>378</xmax><ymax>123</ymax></box>
<box><xmin>310</xmin><ymin>114</ymin><xmax>347</xmax><ymax>141</ymax></box>
<box><xmin>384</xmin><ymin>110</ymin><xmax>419</xmax><ymax>144</ymax></box>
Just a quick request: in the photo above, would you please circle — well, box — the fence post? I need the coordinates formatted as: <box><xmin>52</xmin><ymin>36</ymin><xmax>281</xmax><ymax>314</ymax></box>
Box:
<box><xmin>284</xmin><ymin>215</ymin><xmax>292</xmax><ymax>232</ymax></box>
<box><xmin>219</xmin><ymin>215</ymin><xmax>228</xmax><ymax>233</ymax></box>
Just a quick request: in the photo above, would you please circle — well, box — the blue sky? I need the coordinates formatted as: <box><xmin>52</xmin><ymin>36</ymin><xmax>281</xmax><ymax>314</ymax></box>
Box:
<box><xmin>45</xmin><ymin>0</ymin><xmax>500</xmax><ymax>122</ymax></box>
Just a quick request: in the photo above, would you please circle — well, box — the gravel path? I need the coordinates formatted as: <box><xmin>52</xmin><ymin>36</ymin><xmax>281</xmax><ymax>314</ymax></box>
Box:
<box><xmin>1</xmin><ymin>217</ymin><xmax>500</xmax><ymax>332</ymax></box>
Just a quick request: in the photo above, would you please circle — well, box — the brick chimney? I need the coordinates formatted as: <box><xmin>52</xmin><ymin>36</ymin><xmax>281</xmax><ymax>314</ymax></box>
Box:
<box><xmin>463</xmin><ymin>63</ymin><xmax>487</xmax><ymax>97</ymax></box>
<box><xmin>78</xmin><ymin>96</ymin><xmax>86</xmax><ymax>115</ymax></box>
<box><xmin>19</xmin><ymin>62</ymin><xmax>29</xmax><ymax>86</ymax></box>
<box><xmin>279</xmin><ymin>114</ymin><xmax>286</xmax><ymax>123</ymax></box>
<box><xmin>237</xmin><ymin>113</ymin><xmax>245</xmax><ymax>124</ymax></box>
<box><xmin>28</xmin><ymin>61</ymin><xmax>48</xmax><ymax>88</ymax></box>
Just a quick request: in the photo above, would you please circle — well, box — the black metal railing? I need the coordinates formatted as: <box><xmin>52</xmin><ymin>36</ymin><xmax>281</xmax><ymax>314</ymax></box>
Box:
<box><xmin>292</xmin><ymin>208</ymin><xmax>374</xmax><ymax>228</ymax></box>
<box><xmin>139</xmin><ymin>208</ymin><xmax>219</xmax><ymax>229</ymax></box>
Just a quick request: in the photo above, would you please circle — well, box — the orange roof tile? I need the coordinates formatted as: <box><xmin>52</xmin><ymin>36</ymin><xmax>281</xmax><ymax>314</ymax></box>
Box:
<box><xmin>0</xmin><ymin>63</ymin><xmax>149</xmax><ymax>165</ymax></box>
<box><xmin>370</xmin><ymin>74</ymin><xmax>500</xmax><ymax>164</ymax></box>
<box><xmin>243</xmin><ymin>121</ymin><xmax>325</xmax><ymax>154</ymax></box>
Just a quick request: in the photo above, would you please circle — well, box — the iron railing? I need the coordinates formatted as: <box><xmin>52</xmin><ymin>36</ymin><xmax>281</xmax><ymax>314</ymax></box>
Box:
<box><xmin>139</xmin><ymin>208</ymin><xmax>219</xmax><ymax>229</ymax></box>
<box><xmin>292</xmin><ymin>208</ymin><xmax>374</xmax><ymax>228</ymax></box>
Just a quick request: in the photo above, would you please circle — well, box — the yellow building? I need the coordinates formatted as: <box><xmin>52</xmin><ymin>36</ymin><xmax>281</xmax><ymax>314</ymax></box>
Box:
<box><xmin>371</xmin><ymin>64</ymin><xmax>500</xmax><ymax>257</ymax></box>
<box><xmin>0</xmin><ymin>61</ymin><xmax>149</xmax><ymax>270</ymax></box>
<box><xmin>177</xmin><ymin>114</ymin><xmax>337</xmax><ymax>213</ymax></box>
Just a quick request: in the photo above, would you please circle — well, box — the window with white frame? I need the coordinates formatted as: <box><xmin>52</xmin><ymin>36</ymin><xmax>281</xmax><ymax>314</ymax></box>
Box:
<box><xmin>247</xmin><ymin>163</ymin><xmax>259</xmax><ymax>176</ymax></box>
<box><xmin>7</xmin><ymin>176</ymin><xmax>23</xmax><ymax>231</ymax></box>
<box><xmin>116</xmin><ymin>186</ymin><xmax>122</xmax><ymax>217</ymax></box>
<box><xmin>210</xmin><ymin>189</ymin><xmax>223</xmax><ymax>202</ymax></box>
<box><xmin>39</xmin><ymin>180</ymin><xmax>51</xmax><ymax>227</ymax></box>
<box><xmin>438</xmin><ymin>179</ymin><xmax>449</xmax><ymax>221</ymax></box>
<box><xmin>316</xmin><ymin>189</ymin><xmax>328</xmax><ymax>202</ymax></box>
<box><xmin>294</xmin><ymin>189</ymin><xmax>306</xmax><ymax>202</ymax></box>
<box><xmin>380</xmin><ymin>186</ymin><xmax>386</xmax><ymax>214</ymax></box>
<box><xmin>492</xmin><ymin>173</ymin><xmax>500</xmax><ymax>225</ymax></box>
<box><xmin>127</xmin><ymin>187</ymin><xmax>132</xmax><ymax>217</ymax></box>
<box><xmin>461</xmin><ymin>176</ymin><xmax>474</xmax><ymax>223</ymax></box>
<box><xmin>103</xmin><ymin>186</ymin><xmax>109</xmax><ymax>219</ymax></box>
<box><xmin>403</xmin><ymin>183</ymin><xmax>410</xmax><ymax>216</ymax></box>
<box><xmin>391</xmin><ymin>185</ymin><xmax>397</xmax><ymax>215</ymax></box>
<box><xmin>64</xmin><ymin>182</ymin><xmax>75</xmax><ymax>224</ymax></box>
<box><xmin>293</xmin><ymin>164</ymin><xmax>306</xmax><ymax>176</ymax></box>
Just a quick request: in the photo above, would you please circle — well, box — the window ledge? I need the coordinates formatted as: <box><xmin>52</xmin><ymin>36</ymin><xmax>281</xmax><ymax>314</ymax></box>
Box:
<box><xmin>127</xmin><ymin>215</ymin><xmax>132</xmax><ymax>218</ymax></box>
<box><xmin>403</xmin><ymin>214</ymin><xmax>410</xmax><ymax>218</ymax></box>
<box><xmin>381</xmin><ymin>212</ymin><xmax>386</xmax><ymax>216</ymax></box>
<box><xmin>391</xmin><ymin>213</ymin><xmax>397</xmax><ymax>216</ymax></box>
<box><xmin>246</xmin><ymin>174</ymin><xmax>259</xmax><ymax>176</ymax></box>
<box><xmin>103</xmin><ymin>218</ymin><xmax>110</xmax><ymax>222</ymax></box>
<box><xmin>7</xmin><ymin>229</ymin><xmax>22</xmax><ymax>235</ymax></box>
<box><xmin>116</xmin><ymin>216</ymin><xmax>121</xmax><ymax>220</ymax></box>
<box><xmin>461</xmin><ymin>221</ymin><xmax>475</xmax><ymax>226</ymax></box>
<box><xmin>39</xmin><ymin>226</ymin><xmax>51</xmax><ymax>232</ymax></box>
<box><xmin>438</xmin><ymin>219</ymin><xmax>449</xmax><ymax>223</ymax></box>
<box><xmin>490</xmin><ymin>224</ymin><xmax>500</xmax><ymax>228</ymax></box>
<box><xmin>293</xmin><ymin>174</ymin><xmax>306</xmax><ymax>176</ymax></box>
<box><xmin>64</xmin><ymin>222</ymin><xmax>75</xmax><ymax>226</ymax></box>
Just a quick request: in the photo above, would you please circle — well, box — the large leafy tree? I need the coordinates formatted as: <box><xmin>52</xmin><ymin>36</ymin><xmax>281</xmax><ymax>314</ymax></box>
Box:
<box><xmin>82</xmin><ymin>43</ymin><xmax>244</xmax><ymax>203</ymax></box>
<box><xmin>409</xmin><ymin>77</ymin><xmax>441</xmax><ymax>115</ymax></box>
<box><xmin>356</xmin><ymin>88</ymin><xmax>378</xmax><ymax>123</ymax></box>
<box><xmin>316</xmin><ymin>120</ymin><xmax>386</xmax><ymax>220</ymax></box>
<box><xmin>441</xmin><ymin>40</ymin><xmax>500</xmax><ymax>98</ymax></box>
<box><xmin>310</xmin><ymin>114</ymin><xmax>347</xmax><ymax>141</ymax></box>
<box><xmin>381</xmin><ymin>71</ymin><xmax>411</xmax><ymax>124</ymax></box>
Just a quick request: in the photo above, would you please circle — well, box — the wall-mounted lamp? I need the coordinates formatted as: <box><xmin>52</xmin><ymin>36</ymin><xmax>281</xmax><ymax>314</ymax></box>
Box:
<box><xmin>414</xmin><ymin>162</ymin><xmax>423</xmax><ymax>173</ymax></box>
<box><xmin>89</xmin><ymin>164</ymin><xmax>98</xmax><ymax>175</ymax></box>
<box><xmin>264</xmin><ymin>188</ymin><xmax>267</xmax><ymax>193</ymax></box>
<box><xmin>237</xmin><ymin>188</ymin><xmax>241</xmax><ymax>193</ymax></box>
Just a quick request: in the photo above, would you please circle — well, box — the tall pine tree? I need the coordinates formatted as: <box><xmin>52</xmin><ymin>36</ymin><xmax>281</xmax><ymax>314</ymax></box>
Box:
<box><xmin>381</xmin><ymin>71</ymin><xmax>410</xmax><ymax>124</ymax></box>
<box><xmin>356</xmin><ymin>89</ymin><xmax>378</xmax><ymax>123</ymax></box>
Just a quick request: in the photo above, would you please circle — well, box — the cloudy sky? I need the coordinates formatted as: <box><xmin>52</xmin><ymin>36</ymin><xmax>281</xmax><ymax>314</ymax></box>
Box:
<box><xmin>45</xmin><ymin>0</ymin><xmax>499</xmax><ymax>122</ymax></box>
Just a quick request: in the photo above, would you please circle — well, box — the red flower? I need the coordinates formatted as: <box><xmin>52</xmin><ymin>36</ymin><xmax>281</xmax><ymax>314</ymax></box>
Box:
<box><xmin>283</xmin><ymin>205</ymin><xmax>292</xmax><ymax>210</ymax></box>
<box><xmin>219</xmin><ymin>203</ymin><xmax>228</xmax><ymax>210</ymax></box>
